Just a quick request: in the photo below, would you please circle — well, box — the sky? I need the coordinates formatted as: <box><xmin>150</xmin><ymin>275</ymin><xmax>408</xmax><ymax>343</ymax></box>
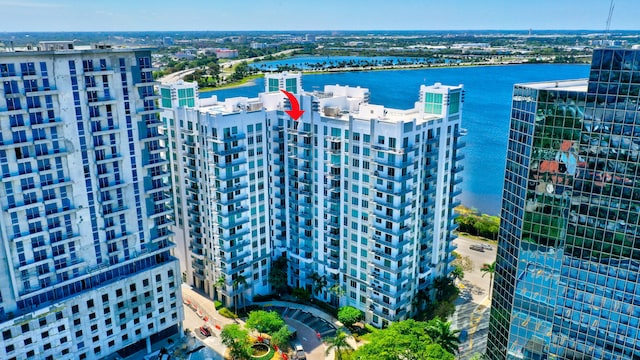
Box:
<box><xmin>0</xmin><ymin>0</ymin><xmax>638</xmax><ymax>32</ymax></box>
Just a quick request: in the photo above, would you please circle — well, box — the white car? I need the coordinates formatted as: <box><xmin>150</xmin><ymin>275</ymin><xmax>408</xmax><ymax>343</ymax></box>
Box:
<box><xmin>482</xmin><ymin>244</ymin><xmax>494</xmax><ymax>250</ymax></box>
<box><xmin>294</xmin><ymin>344</ymin><xmax>306</xmax><ymax>360</ymax></box>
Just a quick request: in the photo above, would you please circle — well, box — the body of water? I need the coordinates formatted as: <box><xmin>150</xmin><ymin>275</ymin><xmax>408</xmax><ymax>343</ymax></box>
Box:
<box><xmin>203</xmin><ymin>64</ymin><xmax>590</xmax><ymax>215</ymax></box>
<box><xmin>251</xmin><ymin>55</ymin><xmax>442</xmax><ymax>71</ymax></box>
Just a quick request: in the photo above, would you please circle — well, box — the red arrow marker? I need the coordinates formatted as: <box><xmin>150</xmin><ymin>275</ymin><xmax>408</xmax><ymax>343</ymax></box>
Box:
<box><xmin>280</xmin><ymin>89</ymin><xmax>305</xmax><ymax>120</ymax></box>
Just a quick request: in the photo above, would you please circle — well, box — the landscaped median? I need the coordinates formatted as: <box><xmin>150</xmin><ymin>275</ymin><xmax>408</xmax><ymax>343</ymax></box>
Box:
<box><xmin>220</xmin><ymin>310</ymin><xmax>293</xmax><ymax>360</ymax></box>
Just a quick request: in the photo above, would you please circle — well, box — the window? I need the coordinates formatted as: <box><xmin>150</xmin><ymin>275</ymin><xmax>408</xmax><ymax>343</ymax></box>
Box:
<box><xmin>424</xmin><ymin>92</ymin><xmax>443</xmax><ymax>114</ymax></box>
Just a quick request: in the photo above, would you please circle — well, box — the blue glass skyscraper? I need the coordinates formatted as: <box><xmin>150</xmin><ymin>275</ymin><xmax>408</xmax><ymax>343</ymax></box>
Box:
<box><xmin>487</xmin><ymin>49</ymin><xmax>640</xmax><ymax>359</ymax></box>
<box><xmin>488</xmin><ymin>48</ymin><xmax>640</xmax><ymax>359</ymax></box>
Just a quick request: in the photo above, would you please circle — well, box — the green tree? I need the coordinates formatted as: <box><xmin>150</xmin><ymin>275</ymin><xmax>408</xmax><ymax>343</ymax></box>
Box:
<box><xmin>421</xmin><ymin>344</ymin><xmax>457</xmax><ymax>360</ymax></box>
<box><xmin>474</xmin><ymin>215</ymin><xmax>500</xmax><ymax>240</ymax></box>
<box><xmin>269</xmin><ymin>256</ymin><xmax>288</xmax><ymax>294</ymax></box>
<box><xmin>481</xmin><ymin>261</ymin><xmax>497</xmax><ymax>299</ymax></box>
<box><xmin>325</xmin><ymin>330</ymin><xmax>351</xmax><ymax>360</ymax></box>
<box><xmin>451</xmin><ymin>251</ymin><xmax>473</xmax><ymax>272</ymax></box>
<box><xmin>221</xmin><ymin>324</ymin><xmax>252</xmax><ymax>360</ymax></box>
<box><xmin>433</xmin><ymin>276</ymin><xmax>454</xmax><ymax>302</ymax></box>
<box><xmin>328</xmin><ymin>283</ymin><xmax>345</xmax><ymax>306</ymax></box>
<box><xmin>352</xmin><ymin>320</ymin><xmax>454</xmax><ymax>360</ymax></box>
<box><xmin>454</xmin><ymin>213</ymin><xmax>478</xmax><ymax>234</ymax></box>
<box><xmin>245</xmin><ymin>310</ymin><xmax>285</xmax><ymax>336</ymax></box>
<box><xmin>469</xmin><ymin>353</ymin><xmax>487</xmax><ymax>360</ymax></box>
<box><xmin>292</xmin><ymin>287</ymin><xmax>310</xmax><ymax>302</ymax></box>
<box><xmin>425</xmin><ymin>318</ymin><xmax>461</xmax><ymax>355</ymax></box>
<box><xmin>214</xmin><ymin>275</ymin><xmax>226</xmax><ymax>301</ymax></box>
<box><xmin>310</xmin><ymin>272</ymin><xmax>328</xmax><ymax>296</ymax></box>
<box><xmin>232</xmin><ymin>275</ymin><xmax>247</xmax><ymax>314</ymax></box>
<box><xmin>270</xmin><ymin>325</ymin><xmax>292</xmax><ymax>351</ymax></box>
<box><xmin>338</xmin><ymin>306</ymin><xmax>363</xmax><ymax>328</ymax></box>
<box><xmin>451</xmin><ymin>265</ymin><xmax>465</xmax><ymax>281</ymax></box>
<box><xmin>230</xmin><ymin>61</ymin><xmax>252</xmax><ymax>82</ymax></box>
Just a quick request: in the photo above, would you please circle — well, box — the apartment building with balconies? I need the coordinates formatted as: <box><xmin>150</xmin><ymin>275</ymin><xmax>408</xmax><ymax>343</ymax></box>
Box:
<box><xmin>0</xmin><ymin>42</ymin><xmax>183</xmax><ymax>360</ymax></box>
<box><xmin>163</xmin><ymin>72</ymin><xmax>464</xmax><ymax>327</ymax></box>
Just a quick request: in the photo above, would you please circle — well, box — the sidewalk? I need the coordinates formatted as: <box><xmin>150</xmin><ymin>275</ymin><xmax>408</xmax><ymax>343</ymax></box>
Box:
<box><xmin>181</xmin><ymin>284</ymin><xmax>243</xmax><ymax>359</ymax></box>
<box><xmin>182</xmin><ymin>284</ymin><xmax>241</xmax><ymax>331</ymax></box>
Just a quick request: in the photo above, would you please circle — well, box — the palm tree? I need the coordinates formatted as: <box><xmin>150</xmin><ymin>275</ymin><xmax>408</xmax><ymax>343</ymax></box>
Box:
<box><xmin>481</xmin><ymin>261</ymin><xmax>496</xmax><ymax>299</ymax></box>
<box><xmin>232</xmin><ymin>275</ymin><xmax>247</xmax><ymax>314</ymax></box>
<box><xmin>412</xmin><ymin>289</ymin><xmax>430</xmax><ymax>315</ymax></box>
<box><xmin>432</xmin><ymin>276</ymin><xmax>452</xmax><ymax>302</ymax></box>
<box><xmin>425</xmin><ymin>318</ymin><xmax>461</xmax><ymax>355</ymax></box>
<box><xmin>325</xmin><ymin>330</ymin><xmax>351</xmax><ymax>360</ymax></box>
<box><xmin>310</xmin><ymin>272</ymin><xmax>328</xmax><ymax>296</ymax></box>
<box><xmin>328</xmin><ymin>283</ymin><xmax>345</xmax><ymax>307</ymax></box>
<box><xmin>450</xmin><ymin>265</ymin><xmax>464</xmax><ymax>281</ymax></box>
<box><xmin>214</xmin><ymin>275</ymin><xmax>226</xmax><ymax>301</ymax></box>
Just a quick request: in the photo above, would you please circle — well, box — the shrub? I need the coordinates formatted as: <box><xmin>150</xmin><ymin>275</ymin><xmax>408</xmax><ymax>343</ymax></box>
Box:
<box><xmin>213</xmin><ymin>300</ymin><xmax>223</xmax><ymax>310</ymax></box>
<box><xmin>314</xmin><ymin>301</ymin><xmax>338</xmax><ymax>316</ymax></box>
<box><xmin>252</xmin><ymin>294</ymin><xmax>274</xmax><ymax>302</ymax></box>
<box><xmin>219</xmin><ymin>307</ymin><xmax>238</xmax><ymax>319</ymax></box>
<box><xmin>292</xmin><ymin>287</ymin><xmax>310</xmax><ymax>302</ymax></box>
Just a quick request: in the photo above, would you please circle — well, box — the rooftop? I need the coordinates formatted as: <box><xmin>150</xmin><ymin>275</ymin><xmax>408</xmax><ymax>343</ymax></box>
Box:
<box><xmin>517</xmin><ymin>79</ymin><xmax>588</xmax><ymax>92</ymax></box>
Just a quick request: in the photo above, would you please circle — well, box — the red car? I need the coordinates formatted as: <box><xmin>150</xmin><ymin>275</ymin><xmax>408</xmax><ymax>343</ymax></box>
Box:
<box><xmin>200</xmin><ymin>326</ymin><xmax>211</xmax><ymax>337</ymax></box>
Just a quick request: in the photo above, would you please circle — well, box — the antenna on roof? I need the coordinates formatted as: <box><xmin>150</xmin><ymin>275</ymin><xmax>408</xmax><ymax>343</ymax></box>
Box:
<box><xmin>605</xmin><ymin>0</ymin><xmax>615</xmax><ymax>40</ymax></box>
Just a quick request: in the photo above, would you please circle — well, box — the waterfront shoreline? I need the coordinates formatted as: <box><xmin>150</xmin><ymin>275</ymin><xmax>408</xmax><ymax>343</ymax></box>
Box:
<box><xmin>204</xmin><ymin>60</ymin><xmax>586</xmax><ymax>91</ymax></box>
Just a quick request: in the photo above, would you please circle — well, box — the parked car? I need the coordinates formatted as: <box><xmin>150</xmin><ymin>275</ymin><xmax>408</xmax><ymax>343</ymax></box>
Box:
<box><xmin>469</xmin><ymin>244</ymin><xmax>485</xmax><ymax>252</ymax></box>
<box><xmin>482</xmin><ymin>244</ymin><xmax>494</xmax><ymax>250</ymax></box>
<box><xmin>200</xmin><ymin>326</ymin><xmax>211</xmax><ymax>337</ymax></box>
<box><xmin>294</xmin><ymin>344</ymin><xmax>306</xmax><ymax>360</ymax></box>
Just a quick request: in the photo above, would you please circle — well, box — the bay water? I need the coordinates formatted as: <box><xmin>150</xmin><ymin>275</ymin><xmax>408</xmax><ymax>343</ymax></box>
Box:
<box><xmin>202</xmin><ymin>63</ymin><xmax>590</xmax><ymax>215</ymax></box>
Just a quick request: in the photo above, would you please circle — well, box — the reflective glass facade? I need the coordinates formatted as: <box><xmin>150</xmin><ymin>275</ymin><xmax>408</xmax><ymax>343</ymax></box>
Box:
<box><xmin>488</xmin><ymin>49</ymin><xmax>640</xmax><ymax>359</ymax></box>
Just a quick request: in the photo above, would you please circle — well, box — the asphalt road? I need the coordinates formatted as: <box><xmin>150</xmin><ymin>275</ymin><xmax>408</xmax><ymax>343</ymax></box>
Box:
<box><xmin>159</xmin><ymin>48</ymin><xmax>302</xmax><ymax>85</ymax></box>
<box><xmin>452</xmin><ymin>235</ymin><xmax>497</xmax><ymax>359</ymax></box>
<box><xmin>285</xmin><ymin>318</ymin><xmax>326</xmax><ymax>360</ymax></box>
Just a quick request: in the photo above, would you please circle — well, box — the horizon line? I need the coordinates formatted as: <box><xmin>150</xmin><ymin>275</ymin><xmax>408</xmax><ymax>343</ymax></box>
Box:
<box><xmin>1</xmin><ymin>29</ymin><xmax>640</xmax><ymax>33</ymax></box>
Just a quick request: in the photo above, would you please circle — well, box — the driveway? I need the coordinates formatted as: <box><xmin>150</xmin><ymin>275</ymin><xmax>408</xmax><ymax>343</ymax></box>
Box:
<box><xmin>285</xmin><ymin>318</ymin><xmax>327</xmax><ymax>360</ymax></box>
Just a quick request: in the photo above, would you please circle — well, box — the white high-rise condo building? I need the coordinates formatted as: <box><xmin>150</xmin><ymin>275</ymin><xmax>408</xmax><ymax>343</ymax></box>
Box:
<box><xmin>161</xmin><ymin>72</ymin><xmax>464</xmax><ymax>327</ymax></box>
<box><xmin>0</xmin><ymin>42</ymin><xmax>183</xmax><ymax>360</ymax></box>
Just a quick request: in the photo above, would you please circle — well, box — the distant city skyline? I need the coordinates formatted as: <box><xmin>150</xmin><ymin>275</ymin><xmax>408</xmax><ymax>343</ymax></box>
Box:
<box><xmin>0</xmin><ymin>0</ymin><xmax>639</xmax><ymax>32</ymax></box>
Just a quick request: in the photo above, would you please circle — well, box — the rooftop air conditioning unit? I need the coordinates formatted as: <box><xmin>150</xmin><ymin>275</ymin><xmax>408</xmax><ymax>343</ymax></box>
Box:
<box><xmin>323</xmin><ymin>107</ymin><xmax>339</xmax><ymax>117</ymax></box>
